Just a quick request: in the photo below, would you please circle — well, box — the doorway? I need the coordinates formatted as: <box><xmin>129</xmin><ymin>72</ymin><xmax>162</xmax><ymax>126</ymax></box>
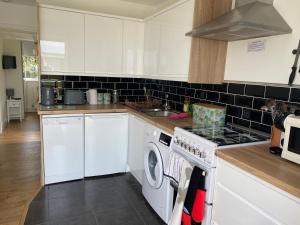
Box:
<box><xmin>22</xmin><ymin>41</ymin><xmax>39</xmax><ymax>112</ymax></box>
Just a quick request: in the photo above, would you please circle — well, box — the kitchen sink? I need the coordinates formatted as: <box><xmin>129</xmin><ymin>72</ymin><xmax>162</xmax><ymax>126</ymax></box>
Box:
<box><xmin>144</xmin><ymin>110</ymin><xmax>178</xmax><ymax>117</ymax></box>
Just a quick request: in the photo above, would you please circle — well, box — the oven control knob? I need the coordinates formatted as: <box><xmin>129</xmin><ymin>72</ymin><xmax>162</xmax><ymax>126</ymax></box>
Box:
<box><xmin>199</xmin><ymin>151</ymin><xmax>207</xmax><ymax>159</ymax></box>
<box><xmin>173</xmin><ymin>137</ymin><xmax>179</xmax><ymax>145</ymax></box>
<box><xmin>194</xmin><ymin>148</ymin><xmax>200</xmax><ymax>156</ymax></box>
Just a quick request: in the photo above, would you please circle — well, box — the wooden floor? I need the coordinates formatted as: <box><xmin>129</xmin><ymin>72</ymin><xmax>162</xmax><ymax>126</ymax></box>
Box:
<box><xmin>0</xmin><ymin>113</ymin><xmax>41</xmax><ymax>225</ymax></box>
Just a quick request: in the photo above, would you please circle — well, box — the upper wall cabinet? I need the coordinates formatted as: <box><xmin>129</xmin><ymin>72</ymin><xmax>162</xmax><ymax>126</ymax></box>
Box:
<box><xmin>85</xmin><ymin>15</ymin><xmax>123</xmax><ymax>75</ymax></box>
<box><xmin>143</xmin><ymin>0</ymin><xmax>194</xmax><ymax>81</ymax></box>
<box><xmin>123</xmin><ymin>21</ymin><xmax>144</xmax><ymax>76</ymax></box>
<box><xmin>39</xmin><ymin>7</ymin><xmax>85</xmax><ymax>74</ymax></box>
<box><xmin>143</xmin><ymin>19</ymin><xmax>161</xmax><ymax>77</ymax></box>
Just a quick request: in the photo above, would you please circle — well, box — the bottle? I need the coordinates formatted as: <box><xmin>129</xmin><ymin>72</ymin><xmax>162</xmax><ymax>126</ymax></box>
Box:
<box><xmin>112</xmin><ymin>89</ymin><xmax>119</xmax><ymax>104</ymax></box>
<box><xmin>183</xmin><ymin>96</ymin><xmax>189</xmax><ymax>113</ymax></box>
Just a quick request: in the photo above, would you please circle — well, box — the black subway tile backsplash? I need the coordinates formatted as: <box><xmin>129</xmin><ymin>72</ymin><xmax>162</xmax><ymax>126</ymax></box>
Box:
<box><xmin>245</xmin><ymin>85</ymin><xmax>265</xmax><ymax>98</ymax></box>
<box><xmin>265</xmin><ymin>86</ymin><xmax>290</xmax><ymax>101</ymax></box>
<box><xmin>219</xmin><ymin>93</ymin><xmax>235</xmax><ymax>105</ymax></box>
<box><xmin>228</xmin><ymin>83</ymin><xmax>245</xmax><ymax>95</ymax></box>
<box><xmin>235</xmin><ymin>95</ymin><xmax>253</xmax><ymax>108</ymax></box>
<box><xmin>253</xmin><ymin>98</ymin><xmax>266</xmax><ymax>110</ymax></box>
<box><xmin>41</xmin><ymin>75</ymin><xmax>300</xmax><ymax>134</ymax></box>
<box><xmin>226</xmin><ymin>105</ymin><xmax>242</xmax><ymax>118</ymax></box>
<box><xmin>290</xmin><ymin>88</ymin><xmax>300</xmax><ymax>103</ymax></box>
<box><xmin>206</xmin><ymin>91</ymin><xmax>220</xmax><ymax>102</ymax></box>
<box><xmin>65</xmin><ymin>76</ymin><xmax>80</xmax><ymax>81</ymax></box>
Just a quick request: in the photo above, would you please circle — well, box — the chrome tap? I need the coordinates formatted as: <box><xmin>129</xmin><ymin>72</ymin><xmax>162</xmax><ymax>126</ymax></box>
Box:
<box><xmin>163</xmin><ymin>94</ymin><xmax>171</xmax><ymax>111</ymax></box>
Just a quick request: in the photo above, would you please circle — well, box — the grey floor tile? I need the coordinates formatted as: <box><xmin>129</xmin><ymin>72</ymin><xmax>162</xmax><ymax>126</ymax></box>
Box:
<box><xmin>50</xmin><ymin>212</ymin><xmax>97</xmax><ymax>225</ymax></box>
<box><xmin>26</xmin><ymin>173</ymin><xmax>167</xmax><ymax>225</ymax></box>
<box><xmin>94</xmin><ymin>207</ymin><xmax>144</xmax><ymax>225</ymax></box>
<box><xmin>24</xmin><ymin>200</ymin><xmax>49</xmax><ymax>225</ymax></box>
<box><xmin>48</xmin><ymin>196</ymin><xmax>90</xmax><ymax>220</ymax></box>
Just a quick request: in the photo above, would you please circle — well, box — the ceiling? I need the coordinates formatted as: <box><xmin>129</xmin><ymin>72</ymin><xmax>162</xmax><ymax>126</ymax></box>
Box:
<box><xmin>37</xmin><ymin>0</ymin><xmax>181</xmax><ymax>19</ymax></box>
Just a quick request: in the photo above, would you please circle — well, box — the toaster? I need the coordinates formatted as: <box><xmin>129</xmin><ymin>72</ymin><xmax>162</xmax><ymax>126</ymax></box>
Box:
<box><xmin>64</xmin><ymin>90</ymin><xmax>85</xmax><ymax>105</ymax></box>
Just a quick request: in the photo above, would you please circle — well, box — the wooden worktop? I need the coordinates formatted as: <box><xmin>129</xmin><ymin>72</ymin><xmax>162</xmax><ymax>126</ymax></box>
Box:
<box><xmin>217</xmin><ymin>144</ymin><xmax>300</xmax><ymax>199</ymax></box>
<box><xmin>37</xmin><ymin>104</ymin><xmax>193</xmax><ymax>134</ymax></box>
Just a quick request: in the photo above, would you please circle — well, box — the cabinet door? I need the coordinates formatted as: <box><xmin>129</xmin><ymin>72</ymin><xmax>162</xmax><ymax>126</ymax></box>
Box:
<box><xmin>85</xmin><ymin>113</ymin><xmax>128</xmax><ymax>177</ymax></box>
<box><xmin>157</xmin><ymin>0</ymin><xmax>193</xmax><ymax>81</ymax></box>
<box><xmin>213</xmin><ymin>183</ymin><xmax>278</xmax><ymax>225</ymax></box>
<box><xmin>143</xmin><ymin>19</ymin><xmax>160</xmax><ymax>77</ymax></box>
<box><xmin>85</xmin><ymin>15</ymin><xmax>123</xmax><ymax>75</ymax></box>
<box><xmin>123</xmin><ymin>21</ymin><xmax>144</xmax><ymax>76</ymax></box>
<box><xmin>42</xmin><ymin>115</ymin><xmax>84</xmax><ymax>184</ymax></box>
<box><xmin>213</xmin><ymin>159</ymin><xmax>300</xmax><ymax>225</ymax></box>
<box><xmin>39</xmin><ymin>8</ymin><xmax>84</xmax><ymax>74</ymax></box>
<box><xmin>128</xmin><ymin>114</ymin><xmax>146</xmax><ymax>184</ymax></box>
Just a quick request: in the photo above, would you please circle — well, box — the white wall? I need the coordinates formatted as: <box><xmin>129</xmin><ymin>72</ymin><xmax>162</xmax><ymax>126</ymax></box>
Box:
<box><xmin>4</xmin><ymin>39</ymin><xmax>25</xmax><ymax>117</ymax></box>
<box><xmin>0</xmin><ymin>34</ymin><xmax>7</xmax><ymax>133</ymax></box>
<box><xmin>225</xmin><ymin>0</ymin><xmax>300</xmax><ymax>85</ymax></box>
<box><xmin>0</xmin><ymin>2</ymin><xmax>37</xmax><ymax>34</ymax></box>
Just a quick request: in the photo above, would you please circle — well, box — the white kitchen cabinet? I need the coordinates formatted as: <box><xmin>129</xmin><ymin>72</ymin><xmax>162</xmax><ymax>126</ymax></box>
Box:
<box><xmin>212</xmin><ymin>159</ymin><xmax>300</xmax><ymax>225</ymax></box>
<box><xmin>42</xmin><ymin>115</ymin><xmax>84</xmax><ymax>184</ymax></box>
<box><xmin>143</xmin><ymin>0</ymin><xmax>194</xmax><ymax>81</ymax></box>
<box><xmin>123</xmin><ymin>21</ymin><xmax>144</xmax><ymax>76</ymax></box>
<box><xmin>39</xmin><ymin>7</ymin><xmax>84</xmax><ymax>74</ymax></box>
<box><xmin>143</xmin><ymin>18</ymin><xmax>161</xmax><ymax>78</ymax></box>
<box><xmin>85</xmin><ymin>113</ymin><xmax>128</xmax><ymax>177</ymax></box>
<box><xmin>128</xmin><ymin>114</ymin><xmax>147</xmax><ymax>184</ymax></box>
<box><xmin>85</xmin><ymin>15</ymin><xmax>123</xmax><ymax>75</ymax></box>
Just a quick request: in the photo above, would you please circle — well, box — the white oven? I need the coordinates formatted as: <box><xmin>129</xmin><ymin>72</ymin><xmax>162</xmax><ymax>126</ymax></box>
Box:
<box><xmin>282</xmin><ymin>115</ymin><xmax>300</xmax><ymax>164</ymax></box>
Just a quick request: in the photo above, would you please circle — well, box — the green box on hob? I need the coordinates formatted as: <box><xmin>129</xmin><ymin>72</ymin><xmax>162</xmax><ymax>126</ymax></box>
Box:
<box><xmin>193</xmin><ymin>103</ymin><xmax>226</xmax><ymax>127</ymax></box>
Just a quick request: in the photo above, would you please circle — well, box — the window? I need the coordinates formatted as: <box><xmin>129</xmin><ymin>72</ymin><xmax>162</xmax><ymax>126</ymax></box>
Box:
<box><xmin>23</xmin><ymin>56</ymin><xmax>38</xmax><ymax>80</ymax></box>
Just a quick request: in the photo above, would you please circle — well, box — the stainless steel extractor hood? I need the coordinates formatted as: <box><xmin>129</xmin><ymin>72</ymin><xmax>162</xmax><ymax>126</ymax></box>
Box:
<box><xmin>186</xmin><ymin>0</ymin><xmax>292</xmax><ymax>41</ymax></box>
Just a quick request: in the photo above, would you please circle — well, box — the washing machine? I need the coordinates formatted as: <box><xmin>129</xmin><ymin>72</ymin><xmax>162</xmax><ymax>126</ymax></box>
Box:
<box><xmin>142</xmin><ymin>124</ymin><xmax>174</xmax><ymax>223</ymax></box>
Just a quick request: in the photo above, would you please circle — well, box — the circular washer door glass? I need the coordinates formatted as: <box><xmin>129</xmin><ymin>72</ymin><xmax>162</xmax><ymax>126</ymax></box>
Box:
<box><xmin>144</xmin><ymin>142</ymin><xmax>163</xmax><ymax>189</ymax></box>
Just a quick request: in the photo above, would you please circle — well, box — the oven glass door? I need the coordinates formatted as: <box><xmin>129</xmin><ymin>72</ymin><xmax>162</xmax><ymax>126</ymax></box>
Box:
<box><xmin>288</xmin><ymin>127</ymin><xmax>300</xmax><ymax>154</ymax></box>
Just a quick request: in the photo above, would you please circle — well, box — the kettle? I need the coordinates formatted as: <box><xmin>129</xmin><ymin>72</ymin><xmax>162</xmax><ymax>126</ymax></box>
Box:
<box><xmin>86</xmin><ymin>89</ymin><xmax>98</xmax><ymax>105</ymax></box>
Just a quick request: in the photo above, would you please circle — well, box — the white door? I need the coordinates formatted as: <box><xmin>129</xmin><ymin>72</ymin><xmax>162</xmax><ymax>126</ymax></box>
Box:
<box><xmin>85</xmin><ymin>15</ymin><xmax>123</xmax><ymax>75</ymax></box>
<box><xmin>128</xmin><ymin>115</ymin><xmax>146</xmax><ymax>184</ymax></box>
<box><xmin>144</xmin><ymin>142</ymin><xmax>164</xmax><ymax>189</ymax></box>
<box><xmin>39</xmin><ymin>7</ymin><xmax>84</xmax><ymax>74</ymax></box>
<box><xmin>123</xmin><ymin>20</ymin><xmax>144</xmax><ymax>76</ymax></box>
<box><xmin>42</xmin><ymin>115</ymin><xmax>84</xmax><ymax>184</ymax></box>
<box><xmin>85</xmin><ymin>113</ymin><xmax>128</xmax><ymax>177</ymax></box>
<box><xmin>24</xmin><ymin>80</ymin><xmax>39</xmax><ymax>112</ymax></box>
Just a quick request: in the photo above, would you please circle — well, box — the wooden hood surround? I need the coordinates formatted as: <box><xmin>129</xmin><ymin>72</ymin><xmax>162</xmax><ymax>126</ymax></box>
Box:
<box><xmin>188</xmin><ymin>0</ymin><xmax>232</xmax><ymax>84</ymax></box>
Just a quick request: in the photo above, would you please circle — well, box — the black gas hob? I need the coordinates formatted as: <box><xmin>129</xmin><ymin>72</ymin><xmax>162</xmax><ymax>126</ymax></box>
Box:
<box><xmin>182</xmin><ymin>125</ymin><xmax>270</xmax><ymax>147</ymax></box>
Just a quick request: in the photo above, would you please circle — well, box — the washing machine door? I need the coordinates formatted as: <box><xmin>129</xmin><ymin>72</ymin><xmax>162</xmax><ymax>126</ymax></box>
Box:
<box><xmin>144</xmin><ymin>142</ymin><xmax>164</xmax><ymax>189</ymax></box>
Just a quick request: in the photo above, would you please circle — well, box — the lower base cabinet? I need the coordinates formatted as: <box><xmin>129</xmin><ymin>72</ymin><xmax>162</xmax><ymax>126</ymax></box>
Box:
<box><xmin>212</xmin><ymin>159</ymin><xmax>300</xmax><ymax>225</ymax></box>
<box><xmin>42</xmin><ymin>115</ymin><xmax>84</xmax><ymax>184</ymax></box>
<box><xmin>84</xmin><ymin>113</ymin><xmax>129</xmax><ymax>177</ymax></box>
<box><xmin>128</xmin><ymin>114</ymin><xmax>147</xmax><ymax>184</ymax></box>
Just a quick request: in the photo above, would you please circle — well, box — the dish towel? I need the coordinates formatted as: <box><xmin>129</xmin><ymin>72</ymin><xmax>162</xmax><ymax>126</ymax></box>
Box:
<box><xmin>168</xmin><ymin>160</ymin><xmax>194</xmax><ymax>225</ymax></box>
<box><xmin>182</xmin><ymin>167</ymin><xmax>207</xmax><ymax>225</ymax></box>
<box><xmin>166</xmin><ymin>151</ymin><xmax>187</xmax><ymax>183</ymax></box>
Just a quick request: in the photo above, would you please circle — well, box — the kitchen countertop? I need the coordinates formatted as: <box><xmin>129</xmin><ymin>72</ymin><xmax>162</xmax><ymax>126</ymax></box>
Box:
<box><xmin>217</xmin><ymin>144</ymin><xmax>300</xmax><ymax>199</ymax></box>
<box><xmin>37</xmin><ymin>104</ymin><xmax>193</xmax><ymax>134</ymax></box>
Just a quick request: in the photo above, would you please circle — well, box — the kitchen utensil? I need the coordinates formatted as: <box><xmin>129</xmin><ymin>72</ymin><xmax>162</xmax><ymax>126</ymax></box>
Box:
<box><xmin>41</xmin><ymin>87</ymin><xmax>55</xmax><ymax>106</ymax></box>
<box><xmin>288</xmin><ymin>39</ymin><xmax>300</xmax><ymax>86</ymax></box>
<box><xmin>97</xmin><ymin>93</ymin><xmax>104</xmax><ymax>104</ymax></box>
<box><xmin>87</xmin><ymin>89</ymin><xmax>98</xmax><ymax>105</ymax></box>
<box><xmin>64</xmin><ymin>90</ymin><xmax>85</xmax><ymax>105</ymax></box>
<box><xmin>112</xmin><ymin>90</ymin><xmax>119</xmax><ymax>104</ymax></box>
<box><xmin>104</xmin><ymin>93</ymin><xmax>111</xmax><ymax>105</ymax></box>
